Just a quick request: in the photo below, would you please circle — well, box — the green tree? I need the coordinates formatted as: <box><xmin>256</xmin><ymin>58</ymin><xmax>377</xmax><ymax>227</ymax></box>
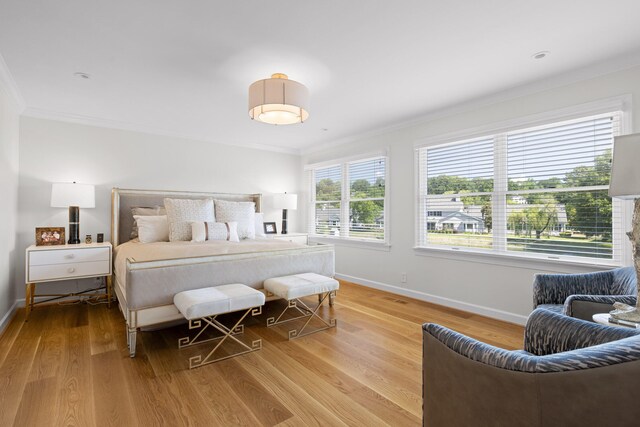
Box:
<box><xmin>316</xmin><ymin>178</ymin><xmax>341</xmax><ymax>201</ymax></box>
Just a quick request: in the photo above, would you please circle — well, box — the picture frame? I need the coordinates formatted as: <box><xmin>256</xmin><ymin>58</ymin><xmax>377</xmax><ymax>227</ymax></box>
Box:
<box><xmin>263</xmin><ymin>222</ymin><xmax>277</xmax><ymax>234</ymax></box>
<box><xmin>35</xmin><ymin>227</ymin><xmax>66</xmax><ymax>246</ymax></box>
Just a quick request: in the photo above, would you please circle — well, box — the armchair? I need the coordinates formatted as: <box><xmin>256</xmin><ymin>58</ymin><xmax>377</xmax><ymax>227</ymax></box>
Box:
<box><xmin>532</xmin><ymin>266</ymin><xmax>636</xmax><ymax>320</ymax></box>
<box><xmin>423</xmin><ymin>308</ymin><xmax>640</xmax><ymax>427</ymax></box>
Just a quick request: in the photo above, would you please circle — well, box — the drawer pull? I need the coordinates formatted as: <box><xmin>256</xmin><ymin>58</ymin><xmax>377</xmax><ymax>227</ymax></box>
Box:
<box><xmin>67</xmin><ymin>267</ymin><xmax>76</xmax><ymax>273</ymax></box>
<box><xmin>65</xmin><ymin>254</ymin><xmax>75</xmax><ymax>259</ymax></box>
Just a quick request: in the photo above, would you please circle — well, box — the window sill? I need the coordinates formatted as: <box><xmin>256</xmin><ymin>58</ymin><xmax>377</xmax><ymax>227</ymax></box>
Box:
<box><xmin>413</xmin><ymin>245</ymin><xmax>624</xmax><ymax>272</ymax></box>
<box><xmin>309</xmin><ymin>235</ymin><xmax>391</xmax><ymax>251</ymax></box>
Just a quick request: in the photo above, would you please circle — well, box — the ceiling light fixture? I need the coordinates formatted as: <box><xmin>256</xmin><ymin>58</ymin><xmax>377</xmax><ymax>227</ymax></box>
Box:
<box><xmin>248</xmin><ymin>73</ymin><xmax>309</xmax><ymax>125</ymax></box>
<box><xmin>532</xmin><ymin>51</ymin><xmax>550</xmax><ymax>60</ymax></box>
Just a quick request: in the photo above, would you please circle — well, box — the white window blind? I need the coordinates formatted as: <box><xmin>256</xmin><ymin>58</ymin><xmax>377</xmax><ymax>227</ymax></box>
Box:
<box><xmin>309</xmin><ymin>155</ymin><xmax>387</xmax><ymax>242</ymax></box>
<box><xmin>417</xmin><ymin>111</ymin><xmax>623</xmax><ymax>263</ymax></box>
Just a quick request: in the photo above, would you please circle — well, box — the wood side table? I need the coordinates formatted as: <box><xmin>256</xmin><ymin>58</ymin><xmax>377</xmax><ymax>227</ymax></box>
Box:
<box><xmin>25</xmin><ymin>242</ymin><xmax>113</xmax><ymax>320</ymax></box>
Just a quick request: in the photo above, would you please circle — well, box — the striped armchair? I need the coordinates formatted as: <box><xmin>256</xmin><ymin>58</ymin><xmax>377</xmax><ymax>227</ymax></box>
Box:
<box><xmin>423</xmin><ymin>308</ymin><xmax>640</xmax><ymax>427</ymax></box>
<box><xmin>533</xmin><ymin>266</ymin><xmax>636</xmax><ymax>320</ymax></box>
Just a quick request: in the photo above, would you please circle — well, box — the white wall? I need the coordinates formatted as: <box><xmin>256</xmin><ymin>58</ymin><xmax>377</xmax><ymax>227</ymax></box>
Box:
<box><xmin>303</xmin><ymin>65</ymin><xmax>640</xmax><ymax>324</ymax></box>
<box><xmin>16</xmin><ymin>117</ymin><xmax>303</xmax><ymax>300</ymax></box>
<box><xmin>0</xmin><ymin>81</ymin><xmax>20</xmax><ymax>328</ymax></box>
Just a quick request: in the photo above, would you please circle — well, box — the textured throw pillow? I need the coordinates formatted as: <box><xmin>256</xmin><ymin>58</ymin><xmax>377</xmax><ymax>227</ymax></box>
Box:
<box><xmin>191</xmin><ymin>221</ymin><xmax>240</xmax><ymax>243</ymax></box>
<box><xmin>134</xmin><ymin>215</ymin><xmax>170</xmax><ymax>243</ymax></box>
<box><xmin>214</xmin><ymin>199</ymin><xmax>256</xmax><ymax>239</ymax></box>
<box><xmin>130</xmin><ymin>206</ymin><xmax>166</xmax><ymax>239</ymax></box>
<box><xmin>164</xmin><ymin>198</ymin><xmax>215</xmax><ymax>241</ymax></box>
<box><xmin>254</xmin><ymin>212</ymin><xmax>266</xmax><ymax>238</ymax></box>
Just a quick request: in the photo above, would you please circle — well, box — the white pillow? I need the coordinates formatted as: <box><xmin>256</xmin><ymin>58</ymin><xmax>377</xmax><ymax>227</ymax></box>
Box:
<box><xmin>254</xmin><ymin>212</ymin><xmax>266</xmax><ymax>238</ymax></box>
<box><xmin>130</xmin><ymin>206</ymin><xmax>166</xmax><ymax>239</ymax></box>
<box><xmin>214</xmin><ymin>199</ymin><xmax>256</xmax><ymax>239</ymax></box>
<box><xmin>191</xmin><ymin>221</ymin><xmax>240</xmax><ymax>243</ymax></box>
<box><xmin>133</xmin><ymin>215</ymin><xmax>169</xmax><ymax>243</ymax></box>
<box><xmin>164</xmin><ymin>198</ymin><xmax>214</xmax><ymax>241</ymax></box>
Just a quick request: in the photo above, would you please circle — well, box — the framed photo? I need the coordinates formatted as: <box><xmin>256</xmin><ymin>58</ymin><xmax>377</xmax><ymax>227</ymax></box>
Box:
<box><xmin>263</xmin><ymin>222</ymin><xmax>277</xmax><ymax>234</ymax></box>
<box><xmin>35</xmin><ymin>227</ymin><xmax>66</xmax><ymax>246</ymax></box>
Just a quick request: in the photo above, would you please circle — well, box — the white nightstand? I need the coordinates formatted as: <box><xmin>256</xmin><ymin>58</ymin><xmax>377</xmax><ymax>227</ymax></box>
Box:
<box><xmin>25</xmin><ymin>242</ymin><xmax>113</xmax><ymax>319</ymax></box>
<box><xmin>270</xmin><ymin>232</ymin><xmax>308</xmax><ymax>245</ymax></box>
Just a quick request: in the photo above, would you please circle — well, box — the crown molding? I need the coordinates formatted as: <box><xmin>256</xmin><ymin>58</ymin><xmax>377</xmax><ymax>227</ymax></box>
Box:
<box><xmin>0</xmin><ymin>53</ymin><xmax>26</xmax><ymax>112</ymax></box>
<box><xmin>21</xmin><ymin>107</ymin><xmax>302</xmax><ymax>155</ymax></box>
<box><xmin>301</xmin><ymin>50</ymin><xmax>640</xmax><ymax>156</ymax></box>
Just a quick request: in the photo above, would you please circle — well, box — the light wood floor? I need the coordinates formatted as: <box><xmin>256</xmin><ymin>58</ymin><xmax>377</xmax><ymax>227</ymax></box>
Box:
<box><xmin>0</xmin><ymin>280</ymin><xmax>524</xmax><ymax>426</ymax></box>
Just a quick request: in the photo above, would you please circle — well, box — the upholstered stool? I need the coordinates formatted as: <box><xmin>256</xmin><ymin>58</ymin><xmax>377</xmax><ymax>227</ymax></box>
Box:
<box><xmin>174</xmin><ymin>284</ymin><xmax>265</xmax><ymax>369</ymax></box>
<box><xmin>263</xmin><ymin>273</ymin><xmax>339</xmax><ymax>339</ymax></box>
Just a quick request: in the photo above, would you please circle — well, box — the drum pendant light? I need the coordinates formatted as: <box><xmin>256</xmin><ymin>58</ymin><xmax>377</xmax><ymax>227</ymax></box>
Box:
<box><xmin>248</xmin><ymin>73</ymin><xmax>309</xmax><ymax>125</ymax></box>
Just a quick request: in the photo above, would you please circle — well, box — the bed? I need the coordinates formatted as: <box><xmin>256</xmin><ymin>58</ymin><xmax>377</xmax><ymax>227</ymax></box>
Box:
<box><xmin>111</xmin><ymin>188</ymin><xmax>335</xmax><ymax>357</ymax></box>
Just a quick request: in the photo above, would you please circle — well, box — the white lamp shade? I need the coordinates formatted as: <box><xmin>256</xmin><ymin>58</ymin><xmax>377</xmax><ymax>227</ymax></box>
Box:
<box><xmin>248</xmin><ymin>74</ymin><xmax>309</xmax><ymax>125</ymax></box>
<box><xmin>51</xmin><ymin>183</ymin><xmax>96</xmax><ymax>208</ymax></box>
<box><xmin>271</xmin><ymin>193</ymin><xmax>298</xmax><ymax>210</ymax></box>
<box><xmin>609</xmin><ymin>133</ymin><xmax>640</xmax><ymax>199</ymax></box>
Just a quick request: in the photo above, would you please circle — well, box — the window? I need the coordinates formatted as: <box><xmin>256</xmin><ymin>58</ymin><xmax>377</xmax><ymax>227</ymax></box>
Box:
<box><xmin>417</xmin><ymin>111</ymin><xmax>624</xmax><ymax>263</ymax></box>
<box><xmin>309</xmin><ymin>155</ymin><xmax>387</xmax><ymax>242</ymax></box>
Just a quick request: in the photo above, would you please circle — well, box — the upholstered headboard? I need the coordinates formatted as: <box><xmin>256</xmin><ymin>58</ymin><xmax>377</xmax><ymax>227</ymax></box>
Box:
<box><xmin>111</xmin><ymin>188</ymin><xmax>262</xmax><ymax>247</ymax></box>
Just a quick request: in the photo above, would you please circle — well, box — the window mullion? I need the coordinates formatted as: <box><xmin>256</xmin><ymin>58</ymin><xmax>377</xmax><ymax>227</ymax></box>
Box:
<box><xmin>493</xmin><ymin>134</ymin><xmax>507</xmax><ymax>252</ymax></box>
<box><xmin>341</xmin><ymin>163</ymin><xmax>350</xmax><ymax>238</ymax></box>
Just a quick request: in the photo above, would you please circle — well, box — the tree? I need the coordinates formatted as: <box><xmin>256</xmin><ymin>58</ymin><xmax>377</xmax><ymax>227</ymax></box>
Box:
<box><xmin>481</xmin><ymin>202</ymin><xmax>492</xmax><ymax>232</ymax></box>
<box><xmin>316</xmin><ymin>178</ymin><xmax>341</xmax><ymax>201</ymax></box>
<box><xmin>558</xmin><ymin>150</ymin><xmax>612</xmax><ymax>236</ymax></box>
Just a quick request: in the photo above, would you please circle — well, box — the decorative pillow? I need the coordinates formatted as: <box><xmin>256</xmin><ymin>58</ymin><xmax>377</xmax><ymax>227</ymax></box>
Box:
<box><xmin>164</xmin><ymin>198</ymin><xmax>215</xmax><ymax>241</ymax></box>
<box><xmin>130</xmin><ymin>206</ymin><xmax>166</xmax><ymax>239</ymax></box>
<box><xmin>214</xmin><ymin>199</ymin><xmax>256</xmax><ymax>239</ymax></box>
<box><xmin>134</xmin><ymin>215</ymin><xmax>169</xmax><ymax>243</ymax></box>
<box><xmin>191</xmin><ymin>221</ymin><xmax>240</xmax><ymax>243</ymax></box>
<box><xmin>254</xmin><ymin>212</ymin><xmax>266</xmax><ymax>238</ymax></box>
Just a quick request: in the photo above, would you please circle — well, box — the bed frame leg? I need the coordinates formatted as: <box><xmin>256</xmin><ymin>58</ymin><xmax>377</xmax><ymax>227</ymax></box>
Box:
<box><xmin>128</xmin><ymin>328</ymin><xmax>137</xmax><ymax>358</ymax></box>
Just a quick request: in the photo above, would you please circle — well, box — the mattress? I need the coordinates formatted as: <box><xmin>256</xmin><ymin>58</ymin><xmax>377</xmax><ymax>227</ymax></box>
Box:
<box><xmin>114</xmin><ymin>239</ymin><xmax>335</xmax><ymax>310</ymax></box>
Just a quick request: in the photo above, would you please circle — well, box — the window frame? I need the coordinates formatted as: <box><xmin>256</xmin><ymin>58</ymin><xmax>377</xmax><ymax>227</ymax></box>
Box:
<box><xmin>307</xmin><ymin>151</ymin><xmax>390</xmax><ymax>247</ymax></box>
<box><xmin>414</xmin><ymin>96</ymin><xmax>633</xmax><ymax>267</ymax></box>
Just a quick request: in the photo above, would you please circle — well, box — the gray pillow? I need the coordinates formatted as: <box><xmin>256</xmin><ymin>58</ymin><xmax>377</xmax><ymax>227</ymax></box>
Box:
<box><xmin>130</xmin><ymin>206</ymin><xmax>166</xmax><ymax>239</ymax></box>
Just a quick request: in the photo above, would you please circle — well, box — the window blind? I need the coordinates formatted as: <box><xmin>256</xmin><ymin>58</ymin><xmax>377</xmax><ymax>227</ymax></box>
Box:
<box><xmin>417</xmin><ymin>111</ymin><xmax>623</xmax><ymax>263</ymax></box>
<box><xmin>309</xmin><ymin>156</ymin><xmax>388</xmax><ymax>242</ymax></box>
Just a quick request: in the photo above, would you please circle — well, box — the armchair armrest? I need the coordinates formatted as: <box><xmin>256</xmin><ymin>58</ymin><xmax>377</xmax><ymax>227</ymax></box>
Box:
<box><xmin>533</xmin><ymin>270</ymin><xmax>614</xmax><ymax>307</ymax></box>
<box><xmin>524</xmin><ymin>308</ymin><xmax>638</xmax><ymax>356</ymax></box>
<box><xmin>564</xmin><ymin>294</ymin><xmax>637</xmax><ymax>320</ymax></box>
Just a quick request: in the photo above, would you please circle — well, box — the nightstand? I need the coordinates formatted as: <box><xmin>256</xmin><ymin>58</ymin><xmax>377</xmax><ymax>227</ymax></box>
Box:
<box><xmin>270</xmin><ymin>232</ymin><xmax>308</xmax><ymax>245</ymax></box>
<box><xmin>25</xmin><ymin>242</ymin><xmax>113</xmax><ymax>320</ymax></box>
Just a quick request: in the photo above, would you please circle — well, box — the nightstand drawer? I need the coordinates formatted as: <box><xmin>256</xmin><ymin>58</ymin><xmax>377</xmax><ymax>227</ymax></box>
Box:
<box><xmin>29</xmin><ymin>247</ymin><xmax>110</xmax><ymax>266</ymax></box>
<box><xmin>28</xmin><ymin>260</ymin><xmax>110</xmax><ymax>282</ymax></box>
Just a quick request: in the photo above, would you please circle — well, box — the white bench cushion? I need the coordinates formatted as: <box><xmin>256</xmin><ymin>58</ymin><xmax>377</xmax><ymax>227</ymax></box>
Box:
<box><xmin>174</xmin><ymin>284</ymin><xmax>265</xmax><ymax>320</ymax></box>
<box><xmin>264</xmin><ymin>273</ymin><xmax>339</xmax><ymax>300</ymax></box>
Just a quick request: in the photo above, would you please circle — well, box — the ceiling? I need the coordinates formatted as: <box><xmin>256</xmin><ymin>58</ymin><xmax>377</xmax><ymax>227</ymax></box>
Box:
<box><xmin>2</xmin><ymin>1</ymin><xmax>640</xmax><ymax>154</ymax></box>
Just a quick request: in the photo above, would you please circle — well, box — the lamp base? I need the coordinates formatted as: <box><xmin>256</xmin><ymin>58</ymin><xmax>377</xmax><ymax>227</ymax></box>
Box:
<box><xmin>610</xmin><ymin>303</ymin><xmax>640</xmax><ymax>323</ymax></box>
<box><xmin>281</xmin><ymin>209</ymin><xmax>288</xmax><ymax>235</ymax></box>
<box><xmin>68</xmin><ymin>206</ymin><xmax>81</xmax><ymax>244</ymax></box>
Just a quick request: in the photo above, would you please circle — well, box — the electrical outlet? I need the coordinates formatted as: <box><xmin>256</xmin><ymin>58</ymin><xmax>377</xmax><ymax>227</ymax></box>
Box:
<box><xmin>401</xmin><ymin>272</ymin><xmax>407</xmax><ymax>283</ymax></box>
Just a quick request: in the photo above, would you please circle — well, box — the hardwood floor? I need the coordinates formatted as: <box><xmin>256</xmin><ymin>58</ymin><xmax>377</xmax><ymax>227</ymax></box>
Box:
<box><xmin>0</xmin><ymin>280</ymin><xmax>524</xmax><ymax>426</ymax></box>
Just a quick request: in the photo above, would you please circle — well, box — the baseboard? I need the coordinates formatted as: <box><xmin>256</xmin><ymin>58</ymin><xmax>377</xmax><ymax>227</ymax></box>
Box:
<box><xmin>335</xmin><ymin>273</ymin><xmax>528</xmax><ymax>326</ymax></box>
<box><xmin>0</xmin><ymin>300</ymin><xmax>18</xmax><ymax>336</ymax></box>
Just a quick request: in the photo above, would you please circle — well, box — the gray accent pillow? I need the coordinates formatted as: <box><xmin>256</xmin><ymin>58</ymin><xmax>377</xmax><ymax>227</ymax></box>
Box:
<box><xmin>164</xmin><ymin>198</ymin><xmax>214</xmax><ymax>241</ymax></box>
<box><xmin>130</xmin><ymin>206</ymin><xmax>166</xmax><ymax>239</ymax></box>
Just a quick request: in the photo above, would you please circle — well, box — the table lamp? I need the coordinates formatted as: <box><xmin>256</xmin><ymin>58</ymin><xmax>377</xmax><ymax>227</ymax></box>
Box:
<box><xmin>51</xmin><ymin>182</ymin><xmax>95</xmax><ymax>244</ymax></box>
<box><xmin>272</xmin><ymin>193</ymin><xmax>297</xmax><ymax>235</ymax></box>
<box><xmin>608</xmin><ymin>133</ymin><xmax>640</xmax><ymax>322</ymax></box>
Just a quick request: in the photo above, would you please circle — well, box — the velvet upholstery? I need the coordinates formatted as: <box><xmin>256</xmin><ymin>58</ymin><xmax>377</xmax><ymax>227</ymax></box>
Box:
<box><xmin>423</xmin><ymin>308</ymin><xmax>640</xmax><ymax>426</ymax></box>
<box><xmin>532</xmin><ymin>266</ymin><xmax>636</xmax><ymax>320</ymax></box>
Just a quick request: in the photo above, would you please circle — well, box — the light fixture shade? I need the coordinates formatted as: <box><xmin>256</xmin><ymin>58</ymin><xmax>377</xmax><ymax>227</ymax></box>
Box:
<box><xmin>51</xmin><ymin>183</ymin><xmax>96</xmax><ymax>208</ymax></box>
<box><xmin>272</xmin><ymin>193</ymin><xmax>298</xmax><ymax>210</ymax></box>
<box><xmin>609</xmin><ymin>133</ymin><xmax>640</xmax><ymax>199</ymax></box>
<box><xmin>249</xmin><ymin>73</ymin><xmax>309</xmax><ymax>125</ymax></box>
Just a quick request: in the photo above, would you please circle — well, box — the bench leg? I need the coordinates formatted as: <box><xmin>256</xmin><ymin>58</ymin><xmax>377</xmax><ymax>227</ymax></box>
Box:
<box><xmin>267</xmin><ymin>291</ymin><xmax>337</xmax><ymax>340</ymax></box>
<box><xmin>179</xmin><ymin>306</ymin><xmax>263</xmax><ymax>369</ymax></box>
<box><xmin>128</xmin><ymin>328</ymin><xmax>137</xmax><ymax>358</ymax></box>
